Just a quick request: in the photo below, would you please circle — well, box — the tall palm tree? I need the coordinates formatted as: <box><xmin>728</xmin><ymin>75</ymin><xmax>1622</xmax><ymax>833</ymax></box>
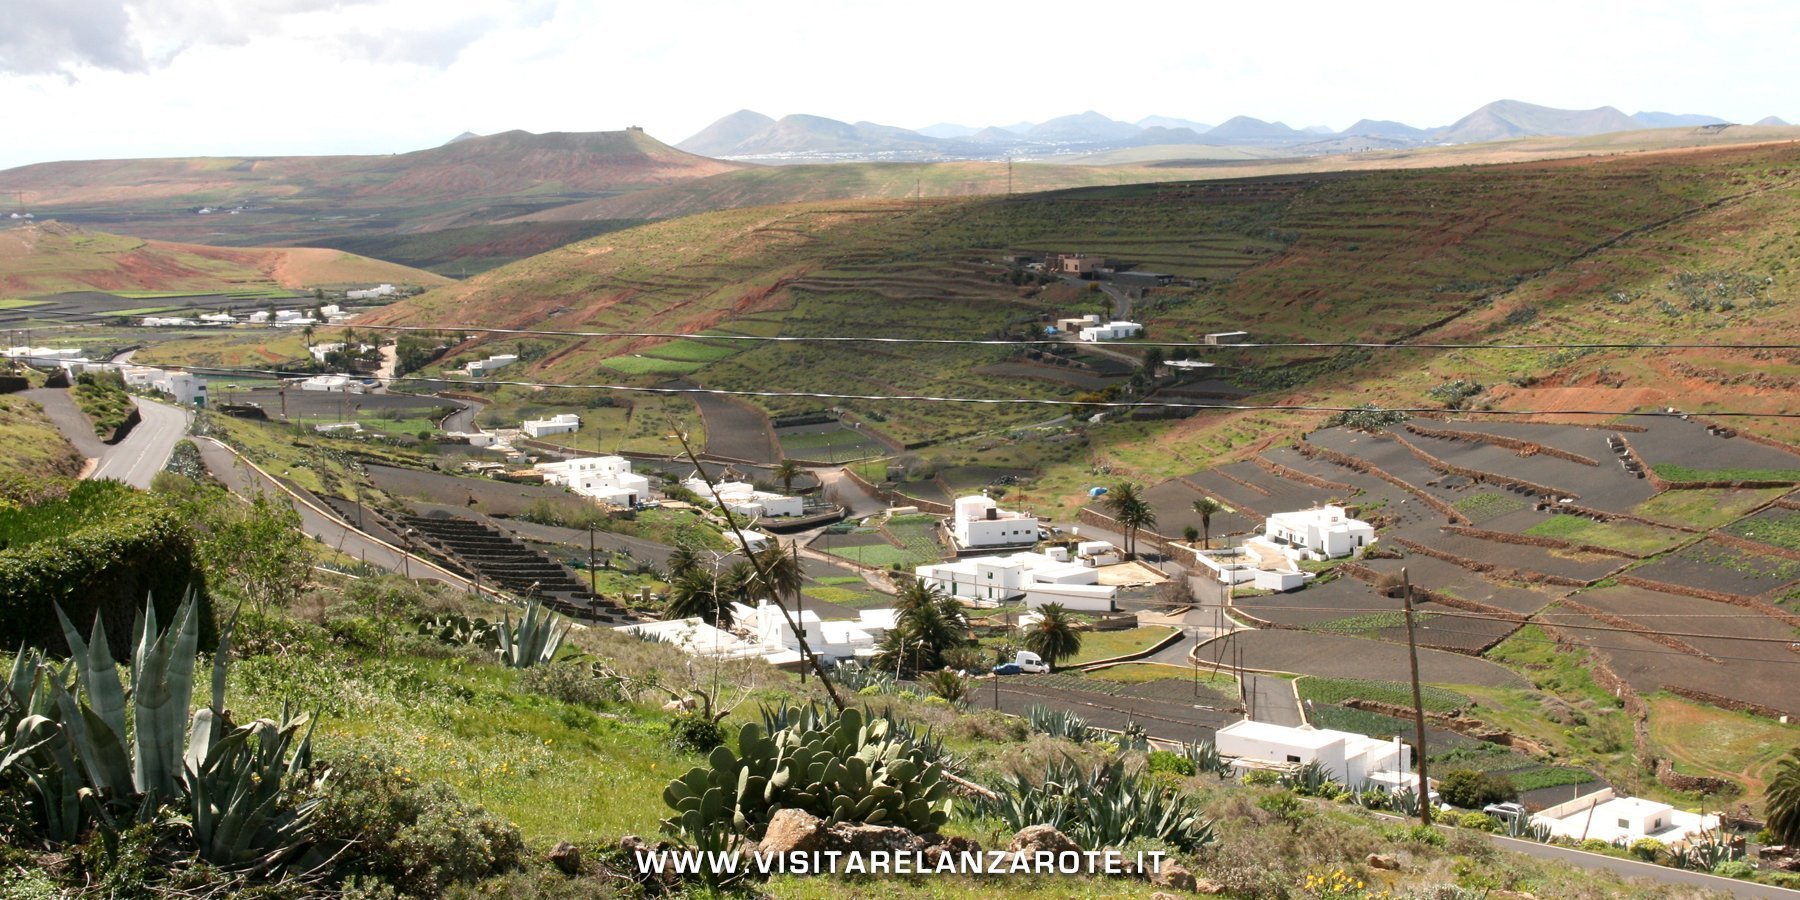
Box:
<box><xmin>665</xmin><ymin>544</ymin><xmax>703</xmax><ymax>579</ymax></box>
<box><xmin>1769</xmin><ymin>746</ymin><xmax>1800</xmax><ymax>845</ymax></box>
<box><xmin>773</xmin><ymin>459</ymin><xmax>802</xmax><ymax>495</ymax></box>
<box><xmin>1022</xmin><ymin>603</ymin><xmax>1083</xmax><ymax>671</ymax></box>
<box><xmin>752</xmin><ymin>541</ymin><xmax>803</xmax><ymax>607</ymax></box>
<box><xmin>1103</xmin><ymin>481</ymin><xmax>1156</xmax><ymax>558</ymax></box>
<box><xmin>1191</xmin><ymin>496</ymin><xmax>1223</xmax><ymax>549</ymax></box>
<box><xmin>876</xmin><ymin>581</ymin><xmax>970</xmax><ymax>677</ymax></box>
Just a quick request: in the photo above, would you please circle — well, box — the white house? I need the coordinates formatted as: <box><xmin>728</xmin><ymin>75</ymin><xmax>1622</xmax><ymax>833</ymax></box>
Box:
<box><xmin>1263</xmin><ymin>505</ymin><xmax>1375</xmax><ymax>560</ymax></box>
<box><xmin>915</xmin><ymin>551</ymin><xmax>1117</xmax><ymax>611</ymax></box>
<box><xmin>344</xmin><ymin>285</ymin><xmax>395</xmax><ymax>301</ymax></box>
<box><xmin>522</xmin><ymin>413</ymin><xmax>581</xmax><ymax>438</ymax></box>
<box><xmin>467</xmin><ymin>354</ymin><xmax>519</xmax><ymax>377</ymax></box>
<box><xmin>1186</xmin><ymin>545</ymin><xmax>1311</xmax><ymax>592</ymax></box>
<box><xmin>1530</xmin><ymin>789</ymin><xmax>1720</xmax><ymax>847</ymax></box>
<box><xmin>298</xmin><ymin>374</ymin><xmax>365</xmax><ymax>393</ymax></box>
<box><xmin>535</xmin><ymin>455</ymin><xmax>650</xmax><ymax>507</ymax></box>
<box><xmin>161</xmin><ymin>371</ymin><xmax>208</xmax><ymax>407</ymax></box>
<box><xmin>275</xmin><ymin>309</ymin><xmax>303</xmax><ymax>322</ymax></box>
<box><xmin>682</xmin><ymin>475</ymin><xmax>805</xmax><ymax>518</ymax></box>
<box><xmin>1078</xmin><ymin>321</ymin><xmax>1143</xmax><ymax>342</ymax></box>
<box><xmin>5</xmin><ymin>346</ymin><xmax>84</xmax><ymax>365</ymax></box>
<box><xmin>199</xmin><ymin>313</ymin><xmax>236</xmax><ymax>325</ymax></box>
<box><xmin>620</xmin><ymin>602</ymin><xmax>898</xmax><ymax>668</ymax></box>
<box><xmin>309</xmin><ymin>342</ymin><xmax>346</xmax><ymax>362</ymax></box>
<box><xmin>246</xmin><ymin>311</ymin><xmax>272</xmax><ymax>324</ymax></box>
<box><xmin>1215</xmin><ymin>720</ymin><xmax>1413</xmax><ymax>790</ymax></box>
<box><xmin>950</xmin><ymin>495</ymin><xmax>1039</xmax><ymax>552</ymax></box>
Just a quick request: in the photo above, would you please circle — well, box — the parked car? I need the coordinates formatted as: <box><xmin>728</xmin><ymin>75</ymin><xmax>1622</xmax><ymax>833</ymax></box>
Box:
<box><xmin>992</xmin><ymin>650</ymin><xmax>1050</xmax><ymax>675</ymax></box>
<box><xmin>1483</xmin><ymin>802</ymin><xmax>1528</xmax><ymax>822</ymax></box>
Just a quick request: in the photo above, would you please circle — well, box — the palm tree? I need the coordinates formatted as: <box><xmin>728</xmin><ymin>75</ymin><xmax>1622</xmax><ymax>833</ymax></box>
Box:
<box><xmin>1103</xmin><ymin>481</ymin><xmax>1156</xmax><ymax>558</ymax></box>
<box><xmin>773</xmin><ymin>459</ymin><xmax>802</xmax><ymax>495</ymax></box>
<box><xmin>751</xmin><ymin>541</ymin><xmax>803</xmax><ymax>606</ymax></box>
<box><xmin>666</xmin><ymin>567</ymin><xmax>735</xmax><ymax>627</ymax></box>
<box><xmin>1191</xmin><ymin>496</ymin><xmax>1223</xmax><ymax>549</ymax></box>
<box><xmin>1769</xmin><ymin>747</ymin><xmax>1800</xmax><ymax>845</ymax></box>
<box><xmin>1022</xmin><ymin>603</ymin><xmax>1083</xmax><ymax>671</ymax></box>
<box><xmin>665</xmin><ymin>545</ymin><xmax>703</xmax><ymax>579</ymax></box>
<box><xmin>876</xmin><ymin>581</ymin><xmax>970</xmax><ymax>677</ymax></box>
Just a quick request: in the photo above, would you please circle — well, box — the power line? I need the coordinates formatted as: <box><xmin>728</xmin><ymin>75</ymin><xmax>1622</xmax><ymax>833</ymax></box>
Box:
<box><xmin>152</xmin><ymin>362</ymin><xmax>1800</xmax><ymax>419</ymax></box>
<box><xmin>335</xmin><ymin>321</ymin><xmax>1800</xmax><ymax>353</ymax></box>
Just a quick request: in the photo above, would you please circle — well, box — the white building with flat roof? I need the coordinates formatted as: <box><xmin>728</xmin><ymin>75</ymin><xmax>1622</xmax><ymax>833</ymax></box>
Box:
<box><xmin>683</xmin><ymin>475</ymin><xmax>804</xmax><ymax>518</ymax></box>
<box><xmin>1264</xmin><ymin>505</ymin><xmax>1375</xmax><ymax>560</ymax></box>
<box><xmin>1078</xmin><ymin>321</ymin><xmax>1143</xmax><ymax>342</ymax></box>
<box><xmin>950</xmin><ymin>495</ymin><xmax>1039</xmax><ymax>551</ymax></box>
<box><xmin>1529</xmin><ymin>789</ymin><xmax>1719</xmax><ymax>847</ymax></box>
<box><xmin>298</xmin><ymin>374</ymin><xmax>365</xmax><ymax>393</ymax></box>
<box><xmin>620</xmin><ymin>601</ymin><xmax>896</xmax><ymax>668</ymax></box>
<box><xmin>1215</xmin><ymin>720</ymin><xmax>1412</xmax><ymax>790</ymax></box>
<box><xmin>536</xmin><ymin>455</ymin><xmax>650</xmax><ymax>507</ymax></box>
<box><xmin>915</xmin><ymin>551</ymin><xmax>1116</xmax><ymax>611</ymax></box>
<box><xmin>522</xmin><ymin>413</ymin><xmax>580</xmax><ymax>438</ymax></box>
<box><xmin>467</xmin><ymin>354</ymin><xmax>518</xmax><ymax>377</ymax></box>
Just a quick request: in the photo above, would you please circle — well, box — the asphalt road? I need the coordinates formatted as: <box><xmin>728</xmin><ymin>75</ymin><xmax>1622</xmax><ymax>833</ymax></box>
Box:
<box><xmin>90</xmin><ymin>397</ymin><xmax>190</xmax><ymax>488</ymax></box>
<box><xmin>1486</xmin><ymin>833</ymin><xmax>1798</xmax><ymax>898</ymax></box>
<box><xmin>196</xmin><ymin>438</ymin><xmax>472</xmax><ymax>590</ymax></box>
<box><xmin>22</xmin><ymin>387</ymin><xmax>106</xmax><ymax>458</ymax></box>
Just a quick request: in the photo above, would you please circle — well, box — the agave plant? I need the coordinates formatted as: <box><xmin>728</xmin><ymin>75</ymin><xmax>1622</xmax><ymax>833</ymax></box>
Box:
<box><xmin>1281</xmin><ymin>760</ymin><xmax>1339</xmax><ymax>797</ymax></box>
<box><xmin>1504</xmin><ymin>813</ymin><xmax>1553</xmax><ymax>842</ymax></box>
<box><xmin>415</xmin><ymin>613</ymin><xmax>500</xmax><ymax>649</ymax></box>
<box><xmin>1389</xmin><ymin>786</ymin><xmax>1422</xmax><ymax>818</ymax></box>
<box><xmin>497</xmin><ymin>601</ymin><xmax>571</xmax><ymax>669</ymax></box>
<box><xmin>1674</xmin><ymin>835</ymin><xmax>1741</xmax><ymax>870</ymax></box>
<box><xmin>975</xmin><ymin>755</ymin><xmax>1216</xmax><ymax>852</ymax></box>
<box><xmin>663</xmin><ymin>704</ymin><xmax>954</xmax><ymax>850</ymax></box>
<box><xmin>1182</xmin><ymin>740</ymin><xmax>1233</xmax><ymax>779</ymax></box>
<box><xmin>831</xmin><ymin>661</ymin><xmax>896</xmax><ymax>694</ymax></box>
<box><xmin>1026</xmin><ymin>704</ymin><xmax>1096</xmax><ymax>743</ymax></box>
<box><xmin>0</xmin><ymin>595</ymin><xmax>325</xmax><ymax>872</ymax></box>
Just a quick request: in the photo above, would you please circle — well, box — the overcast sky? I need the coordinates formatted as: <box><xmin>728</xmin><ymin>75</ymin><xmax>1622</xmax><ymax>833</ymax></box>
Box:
<box><xmin>2</xmin><ymin>0</ymin><xmax>1796</xmax><ymax>171</ymax></box>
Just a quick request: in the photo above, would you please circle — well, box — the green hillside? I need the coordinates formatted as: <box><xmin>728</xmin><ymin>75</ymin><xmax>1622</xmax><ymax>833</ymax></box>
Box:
<box><xmin>362</xmin><ymin>141</ymin><xmax>1800</xmax><ymax>510</ymax></box>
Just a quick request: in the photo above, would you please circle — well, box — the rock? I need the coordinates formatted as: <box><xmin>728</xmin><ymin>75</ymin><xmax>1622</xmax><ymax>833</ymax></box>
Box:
<box><xmin>761</xmin><ymin>809</ymin><xmax>828</xmax><ymax>856</ymax></box>
<box><xmin>662</xmin><ymin>697</ymin><xmax>695</xmax><ymax>712</ymax></box>
<box><xmin>921</xmin><ymin>833</ymin><xmax>983</xmax><ymax>867</ymax></box>
<box><xmin>1193</xmin><ymin>879</ymin><xmax>1228</xmax><ymax>895</ymax></box>
<box><xmin>1152</xmin><ymin>893</ymin><xmax>1183</xmax><ymax>900</ymax></box>
<box><xmin>1149</xmin><ymin>859</ymin><xmax>1198</xmax><ymax>892</ymax></box>
<box><xmin>827</xmin><ymin>822</ymin><xmax>927</xmax><ymax>855</ymax></box>
<box><xmin>548</xmin><ymin>840</ymin><xmax>581</xmax><ymax>875</ymax></box>
<box><xmin>1008</xmin><ymin>824</ymin><xmax>1079</xmax><ymax>856</ymax></box>
<box><xmin>1366</xmin><ymin>852</ymin><xmax>1401</xmax><ymax>871</ymax></box>
<box><xmin>1760</xmin><ymin>844</ymin><xmax>1794</xmax><ymax>860</ymax></box>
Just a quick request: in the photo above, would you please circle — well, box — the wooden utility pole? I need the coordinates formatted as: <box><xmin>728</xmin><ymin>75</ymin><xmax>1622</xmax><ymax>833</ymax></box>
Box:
<box><xmin>1400</xmin><ymin>567</ymin><xmax>1431</xmax><ymax>826</ymax></box>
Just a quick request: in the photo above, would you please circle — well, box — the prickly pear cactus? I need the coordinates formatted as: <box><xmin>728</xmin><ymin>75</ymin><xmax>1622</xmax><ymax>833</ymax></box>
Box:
<box><xmin>661</xmin><ymin>704</ymin><xmax>954</xmax><ymax>844</ymax></box>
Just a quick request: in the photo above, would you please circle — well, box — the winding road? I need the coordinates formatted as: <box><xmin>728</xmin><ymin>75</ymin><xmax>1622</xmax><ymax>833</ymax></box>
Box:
<box><xmin>90</xmin><ymin>397</ymin><xmax>191</xmax><ymax>488</ymax></box>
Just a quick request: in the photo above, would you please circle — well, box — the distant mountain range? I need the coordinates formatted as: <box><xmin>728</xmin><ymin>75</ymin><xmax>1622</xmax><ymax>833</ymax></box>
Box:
<box><xmin>678</xmin><ymin>100</ymin><xmax>1790</xmax><ymax>162</ymax></box>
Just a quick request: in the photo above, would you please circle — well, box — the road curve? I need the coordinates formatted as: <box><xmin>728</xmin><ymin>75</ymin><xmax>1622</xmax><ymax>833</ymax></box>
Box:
<box><xmin>90</xmin><ymin>397</ymin><xmax>191</xmax><ymax>488</ymax></box>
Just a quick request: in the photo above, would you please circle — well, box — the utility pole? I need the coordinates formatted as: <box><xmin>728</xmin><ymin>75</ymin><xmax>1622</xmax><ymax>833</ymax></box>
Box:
<box><xmin>1401</xmin><ymin>567</ymin><xmax>1432</xmax><ymax>826</ymax></box>
<box><xmin>795</xmin><ymin>541</ymin><xmax>806</xmax><ymax>684</ymax></box>
<box><xmin>588</xmin><ymin>523</ymin><xmax>597</xmax><ymax>595</ymax></box>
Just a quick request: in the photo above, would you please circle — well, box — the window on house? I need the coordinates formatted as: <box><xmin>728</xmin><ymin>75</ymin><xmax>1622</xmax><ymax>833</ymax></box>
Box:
<box><xmin>1286</xmin><ymin>755</ymin><xmax>1301</xmax><ymax>764</ymax></box>
<box><xmin>1617</xmin><ymin>818</ymin><xmax>1630</xmax><ymax>829</ymax></box>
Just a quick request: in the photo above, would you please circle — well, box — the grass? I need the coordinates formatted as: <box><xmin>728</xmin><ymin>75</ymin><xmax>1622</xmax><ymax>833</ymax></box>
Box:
<box><xmin>1629</xmin><ymin>487</ymin><xmax>1789</xmax><ymax>530</ymax></box>
<box><xmin>819</xmin><ymin>542</ymin><xmax>926</xmax><ymax>569</ymax></box>
<box><xmin>1306</xmin><ymin>704</ymin><xmax>1413</xmax><ymax>738</ymax></box>
<box><xmin>595</xmin><ymin>354</ymin><xmax>708</xmax><ymax>376</ymax></box>
<box><xmin>1523</xmin><ymin>515</ymin><xmax>1685</xmax><ymax>555</ymax></box>
<box><xmin>1653</xmin><ymin>464</ymin><xmax>1800</xmax><ymax>485</ymax></box>
<box><xmin>1086</xmin><ymin>662</ymin><xmax>1236</xmax><ymax>687</ymax></box>
<box><xmin>1646</xmin><ymin>692</ymin><xmax>1800</xmax><ymax>813</ymax></box>
<box><xmin>0</xmin><ymin>395</ymin><xmax>83</xmax><ymax>481</ymax></box>
<box><xmin>1295</xmin><ymin>677</ymin><xmax>1470</xmax><ymax>714</ymax></box>
<box><xmin>1725</xmin><ymin>506</ymin><xmax>1800</xmax><ymax>551</ymax></box>
<box><xmin>1452</xmin><ymin>491</ymin><xmax>1527</xmax><ymax>524</ymax></box>
<box><xmin>1306</xmin><ymin>611</ymin><xmax>1440</xmax><ymax>637</ymax></box>
<box><xmin>0</xmin><ymin>298</ymin><xmax>45</xmax><ymax>309</ymax></box>
<box><xmin>69</xmin><ymin>373</ymin><xmax>135</xmax><ymax>437</ymax></box>
<box><xmin>1064</xmin><ymin>626</ymin><xmax>1177</xmax><ymax>665</ymax></box>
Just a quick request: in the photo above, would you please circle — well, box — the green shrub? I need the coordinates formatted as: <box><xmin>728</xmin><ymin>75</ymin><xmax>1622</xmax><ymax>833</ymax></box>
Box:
<box><xmin>1437</xmin><ymin>768</ymin><xmax>1517</xmax><ymax>809</ymax></box>
<box><xmin>667</xmin><ymin>712</ymin><xmax>725</xmax><ymax>754</ymax></box>
<box><xmin>0</xmin><ymin>480</ymin><xmax>210</xmax><ymax>656</ymax></box>
<box><xmin>1244</xmin><ymin>769</ymin><xmax>1281</xmax><ymax>786</ymax></box>
<box><xmin>1147</xmin><ymin>749</ymin><xmax>1197</xmax><ymax>778</ymax></box>
<box><xmin>520</xmin><ymin>660</ymin><xmax>622</xmax><ymax>709</ymax></box>
<box><xmin>1458</xmin><ymin>812</ymin><xmax>1501</xmax><ymax>833</ymax></box>
<box><xmin>1628</xmin><ymin>837</ymin><xmax>1665</xmax><ymax>861</ymax></box>
<box><xmin>1711</xmin><ymin>859</ymin><xmax>1755</xmax><ymax>879</ymax></box>
<box><xmin>1580</xmin><ymin>838</ymin><xmax>1615</xmax><ymax>852</ymax></box>
<box><xmin>1257</xmin><ymin>790</ymin><xmax>1311</xmax><ymax>833</ymax></box>
<box><xmin>312</xmin><ymin>747</ymin><xmax>525</xmax><ymax>897</ymax></box>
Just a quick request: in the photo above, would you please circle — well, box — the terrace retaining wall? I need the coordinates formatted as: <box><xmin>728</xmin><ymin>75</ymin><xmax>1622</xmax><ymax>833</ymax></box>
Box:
<box><xmin>1657</xmin><ymin>685</ymin><xmax>1795</xmax><ymax>722</ymax></box>
<box><xmin>1708</xmin><ymin>530</ymin><xmax>1800</xmax><ymax>563</ymax></box>
<box><xmin>1255</xmin><ymin>455</ymin><xmax>1355</xmax><ymax>492</ymax></box>
<box><xmin>1403</xmin><ymin>422</ymin><xmax>1600</xmax><ymax>467</ymax></box>
<box><xmin>1441</xmin><ymin>523</ymin><xmax>1637</xmax><ymax>560</ymax></box>
<box><xmin>1295</xmin><ymin>441</ymin><xmax>1467</xmax><ymax>525</ymax></box>
<box><xmin>1391</xmin><ymin>536</ymin><xmax>1591</xmax><ymax>588</ymax></box>
<box><xmin>1388</xmin><ymin>430</ymin><xmax>1573</xmax><ymax>500</ymax></box>
<box><xmin>1619</xmin><ymin>433</ymin><xmax>1799</xmax><ymax>490</ymax></box>
<box><xmin>1077</xmin><ymin>506</ymin><xmax>1176</xmax><ymax>558</ymax></box>
<box><xmin>1538</xmin><ymin>621</ymin><xmax>1653</xmax><ymax>769</ymax></box>
<box><xmin>1177</xmin><ymin>476</ymin><xmax>1266</xmax><ymax>519</ymax></box>
<box><xmin>1338</xmin><ymin>562</ymin><xmax>1524</xmax><ymax>622</ymax></box>
<box><xmin>1614</xmin><ymin>574</ymin><xmax>1800</xmax><ymax>628</ymax></box>
<box><xmin>1557</xmin><ymin>598</ymin><xmax>1717</xmax><ymax>661</ymax></box>
<box><xmin>1691</xmin><ymin>415</ymin><xmax>1800</xmax><ymax>460</ymax></box>
<box><xmin>1653</xmin><ymin>759</ymin><xmax>1739</xmax><ymax>797</ymax></box>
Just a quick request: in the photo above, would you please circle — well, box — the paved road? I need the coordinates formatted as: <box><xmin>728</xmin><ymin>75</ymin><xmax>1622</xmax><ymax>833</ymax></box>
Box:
<box><xmin>815</xmin><ymin>466</ymin><xmax>887</xmax><ymax>519</ymax></box>
<box><xmin>22</xmin><ymin>387</ymin><xmax>106</xmax><ymax>458</ymax></box>
<box><xmin>196</xmin><ymin>439</ymin><xmax>472</xmax><ymax>590</ymax></box>
<box><xmin>1487</xmin><ymin>832</ymin><xmax>1798</xmax><ymax>898</ymax></box>
<box><xmin>91</xmin><ymin>397</ymin><xmax>190</xmax><ymax>488</ymax></box>
<box><xmin>1243</xmin><ymin>673</ymin><xmax>1305</xmax><ymax>726</ymax></box>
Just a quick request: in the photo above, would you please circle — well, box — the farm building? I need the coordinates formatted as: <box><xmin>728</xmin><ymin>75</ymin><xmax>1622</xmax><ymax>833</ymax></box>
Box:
<box><xmin>298</xmin><ymin>374</ymin><xmax>365</xmax><ymax>393</ymax></box>
<box><xmin>915</xmin><ymin>550</ymin><xmax>1116</xmax><ymax>611</ymax></box>
<box><xmin>1113</xmin><ymin>270</ymin><xmax>1174</xmax><ymax>288</ymax></box>
<box><xmin>522</xmin><ymin>413</ymin><xmax>581</xmax><ymax>438</ymax></box>
<box><xmin>949</xmin><ymin>495</ymin><xmax>1040</xmax><ymax>552</ymax></box>
<box><xmin>1078</xmin><ymin>321</ymin><xmax>1143</xmax><ymax>342</ymax></box>
<box><xmin>1056</xmin><ymin>314</ymin><xmax>1102</xmax><ymax>333</ymax></box>
<box><xmin>345</xmin><ymin>285</ymin><xmax>395</xmax><ymax>301</ymax></box>
<box><xmin>536</xmin><ymin>455</ymin><xmax>650</xmax><ymax>507</ymax></box>
<box><xmin>1205</xmin><ymin>331</ymin><xmax>1249</xmax><ymax>345</ymax></box>
<box><xmin>1215</xmin><ymin>720</ymin><xmax>1413</xmax><ymax>790</ymax></box>
<box><xmin>1530</xmin><ymin>790</ymin><xmax>1719</xmax><ymax>847</ymax></box>
<box><xmin>681</xmin><ymin>475</ymin><xmax>804</xmax><ymax>518</ymax></box>
<box><xmin>1054</xmin><ymin>253</ymin><xmax>1103</xmax><ymax>276</ymax></box>
<box><xmin>1263</xmin><ymin>505</ymin><xmax>1374</xmax><ymax>559</ymax></box>
<box><xmin>467</xmin><ymin>354</ymin><xmax>519</xmax><ymax>376</ymax></box>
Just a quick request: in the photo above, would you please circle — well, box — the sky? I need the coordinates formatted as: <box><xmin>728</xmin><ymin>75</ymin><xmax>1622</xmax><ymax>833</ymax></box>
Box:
<box><xmin>2</xmin><ymin>0</ymin><xmax>1797</xmax><ymax>170</ymax></box>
